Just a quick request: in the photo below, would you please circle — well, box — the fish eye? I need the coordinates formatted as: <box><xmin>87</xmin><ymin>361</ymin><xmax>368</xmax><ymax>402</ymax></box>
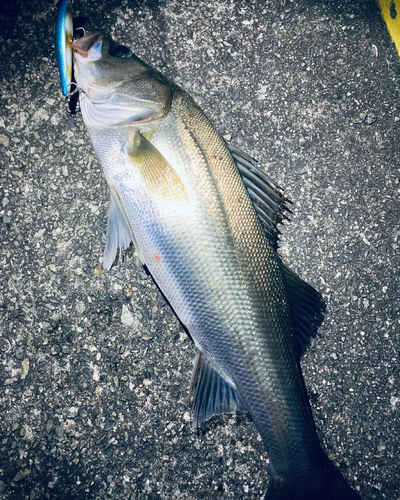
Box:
<box><xmin>108</xmin><ymin>44</ymin><xmax>133</xmax><ymax>58</ymax></box>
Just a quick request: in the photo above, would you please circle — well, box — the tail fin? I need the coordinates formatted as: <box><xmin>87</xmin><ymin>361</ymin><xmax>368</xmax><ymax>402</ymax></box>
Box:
<box><xmin>265</xmin><ymin>456</ymin><xmax>361</xmax><ymax>500</ymax></box>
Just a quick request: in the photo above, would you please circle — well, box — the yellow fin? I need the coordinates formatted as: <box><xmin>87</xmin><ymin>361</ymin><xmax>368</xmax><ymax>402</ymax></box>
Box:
<box><xmin>128</xmin><ymin>131</ymin><xmax>188</xmax><ymax>203</ymax></box>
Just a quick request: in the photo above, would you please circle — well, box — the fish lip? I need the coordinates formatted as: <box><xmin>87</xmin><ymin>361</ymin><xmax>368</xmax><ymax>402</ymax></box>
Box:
<box><xmin>72</xmin><ymin>30</ymin><xmax>104</xmax><ymax>57</ymax></box>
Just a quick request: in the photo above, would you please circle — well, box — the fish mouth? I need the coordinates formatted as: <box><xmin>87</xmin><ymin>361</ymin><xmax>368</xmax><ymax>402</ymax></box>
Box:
<box><xmin>72</xmin><ymin>30</ymin><xmax>104</xmax><ymax>57</ymax></box>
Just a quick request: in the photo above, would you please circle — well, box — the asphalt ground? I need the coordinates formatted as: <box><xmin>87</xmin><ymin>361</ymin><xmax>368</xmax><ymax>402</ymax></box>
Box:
<box><xmin>0</xmin><ymin>0</ymin><xmax>399</xmax><ymax>499</ymax></box>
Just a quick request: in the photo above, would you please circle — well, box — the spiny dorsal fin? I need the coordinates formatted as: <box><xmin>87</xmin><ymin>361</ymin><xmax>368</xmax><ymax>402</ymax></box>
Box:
<box><xmin>228</xmin><ymin>143</ymin><xmax>292</xmax><ymax>251</ymax></box>
<box><xmin>189</xmin><ymin>351</ymin><xmax>247</xmax><ymax>428</ymax></box>
<box><xmin>228</xmin><ymin>143</ymin><xmax>324</xmax><ymax>354</ymax></box>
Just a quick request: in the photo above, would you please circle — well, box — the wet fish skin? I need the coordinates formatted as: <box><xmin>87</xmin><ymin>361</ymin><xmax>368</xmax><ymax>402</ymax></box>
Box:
<box><xmin>71</xmin><ymin>31</ymin><xmax>361</xmax><ymax>500</ymax></box>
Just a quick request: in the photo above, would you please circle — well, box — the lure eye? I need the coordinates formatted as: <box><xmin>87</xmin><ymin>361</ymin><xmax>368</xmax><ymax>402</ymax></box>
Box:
<box><xmin>109</xmin><ymin>44</ymin><xmax>133</xmax><ymax>58</ymax></box>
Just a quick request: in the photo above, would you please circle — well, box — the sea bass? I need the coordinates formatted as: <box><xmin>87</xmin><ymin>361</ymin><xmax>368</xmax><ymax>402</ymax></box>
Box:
<box><xmin>70</xmin><ymin>30</ymin><xmax>361</xmax><ymax>500</ymax></box>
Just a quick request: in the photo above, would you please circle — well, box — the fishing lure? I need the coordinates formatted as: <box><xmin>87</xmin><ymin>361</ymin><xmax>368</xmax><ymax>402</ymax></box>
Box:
<box><xmin>55</xmin><ymin>0</ymin><xmax>73</xmax><ymax>96</ymax></box>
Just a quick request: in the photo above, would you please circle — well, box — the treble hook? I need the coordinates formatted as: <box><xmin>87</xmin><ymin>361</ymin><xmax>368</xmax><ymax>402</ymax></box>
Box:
<box><xmin>66</xmin><ymin>81</ymin><xmax>79</xmax><ymax>98</ymax></box>
<box><xmin>74</xmin><ymin>26</ymin><xmax>86</xmax><ymax>39</ymax></box>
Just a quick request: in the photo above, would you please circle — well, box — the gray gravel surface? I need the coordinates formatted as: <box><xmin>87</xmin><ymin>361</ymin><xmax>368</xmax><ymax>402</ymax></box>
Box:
<box><xmin>0</xmin><ymin>0</ymin><xmax>399</xmax><ymax>499</ymax></box>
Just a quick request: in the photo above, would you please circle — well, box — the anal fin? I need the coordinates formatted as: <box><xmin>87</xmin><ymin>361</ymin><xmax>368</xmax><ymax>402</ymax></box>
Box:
<box><xmin>189</xmin><ymin>351</ymin><xmax>246</xmax><ymax>428</ymax></box>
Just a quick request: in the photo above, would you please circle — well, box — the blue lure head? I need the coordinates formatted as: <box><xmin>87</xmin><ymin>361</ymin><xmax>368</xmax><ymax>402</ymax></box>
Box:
<box><xmin>55</xmin><ymin>0</ymin><xmax>73</xmax><ymax>96</ymax></box>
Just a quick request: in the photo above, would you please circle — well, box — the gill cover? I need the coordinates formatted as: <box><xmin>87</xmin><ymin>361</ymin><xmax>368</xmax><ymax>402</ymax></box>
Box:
<box><xmin>72</xmin><ymin>33</ymin><xmax>172</xmax><ymax>128</ymax></box>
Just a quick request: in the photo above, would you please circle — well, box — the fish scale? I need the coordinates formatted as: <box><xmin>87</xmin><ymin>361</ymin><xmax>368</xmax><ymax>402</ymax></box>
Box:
<box><xmin>90</xmin><ymin>85</ymin><xmax>323</xmax><ymax>489</ymax></box>
<box><xmin>69</xmin><ymin>29</ymin><xmax>361</xmax><ymax>500</ymax></box>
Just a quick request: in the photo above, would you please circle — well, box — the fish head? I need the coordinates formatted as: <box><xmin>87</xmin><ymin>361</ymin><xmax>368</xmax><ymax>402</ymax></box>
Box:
<box><xmin>72</xmin><ymin>31</ymin><xmax>172</xmax><ymax>129</ymax></box>
<box><xmin>72</xmin><ymin>31</ymin><xmax>129</xmax><ymax>97</ymax></box>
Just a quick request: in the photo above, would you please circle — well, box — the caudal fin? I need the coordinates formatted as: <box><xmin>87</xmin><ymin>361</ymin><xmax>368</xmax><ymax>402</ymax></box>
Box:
<box><xmin>265</xmin><ymin>456</ymin><xmax>362</xmax><ymax>500</ymax></box>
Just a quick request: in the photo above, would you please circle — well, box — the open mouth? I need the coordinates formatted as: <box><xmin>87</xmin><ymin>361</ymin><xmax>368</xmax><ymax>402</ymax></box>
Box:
<box><xmin>72</xmin><ymin>30</ymin><xmax>104</xmax><ymax>57</ymax></box>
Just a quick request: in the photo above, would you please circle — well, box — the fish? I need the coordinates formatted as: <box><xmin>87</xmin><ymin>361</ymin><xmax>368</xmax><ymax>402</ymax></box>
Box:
<box><xmin>55</xmin><ymin>0</ymin><xmax>73</xmax><ymax>96</ymax></box>
<box><xmin>69</xmin><ymin>29</ymin><xmax>362</xmax><ymax>500</ymax></box>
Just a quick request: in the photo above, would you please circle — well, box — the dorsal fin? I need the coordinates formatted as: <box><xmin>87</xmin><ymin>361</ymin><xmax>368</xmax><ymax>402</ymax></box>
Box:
<box><xmin>279</xmin><ymin>260</ymin><xmax>326</xmax><ymax>357</ymax></box>
<box><xmin>189</xmin><ymin>351</ymin><xmax>247</xmax><ymax>428</ymax></box>
<box><xmin>228</xmin><ymin>144</ymin><xmax>325</xmax><ymax>355</ymax></box>
<box><xmin>228</xmin><ymin>144</ymin><xmax>292</xmax><ymax>251</ymax></box>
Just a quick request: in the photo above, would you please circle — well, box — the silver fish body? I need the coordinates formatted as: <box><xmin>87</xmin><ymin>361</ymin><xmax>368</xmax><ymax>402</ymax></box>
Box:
<box><xmin>71</xmin><ymin>32</ymin><xmax>361</xmax><ymax>500</ymax></box>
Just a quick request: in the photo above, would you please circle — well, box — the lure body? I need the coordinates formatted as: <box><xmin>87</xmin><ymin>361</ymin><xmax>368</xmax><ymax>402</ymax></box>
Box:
<box><xmin>55</xmin><ymin>0</ymin><xmax>73</xmax><ymax>96</ymax></box>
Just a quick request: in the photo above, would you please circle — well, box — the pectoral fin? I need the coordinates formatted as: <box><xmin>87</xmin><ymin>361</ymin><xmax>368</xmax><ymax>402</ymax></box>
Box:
<box><xmin>128</xmin><ymin>131</ymin><xmax>188</xmax><ymax>203</ymax></box>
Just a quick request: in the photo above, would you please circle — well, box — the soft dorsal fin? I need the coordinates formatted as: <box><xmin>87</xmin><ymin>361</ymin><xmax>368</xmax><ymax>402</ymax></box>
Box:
<box><xmin>228</xmin><ymin>144</ymin><xmax>324</xmax><ymax>354</ymax></box>
<box><xmin>189</xmin><ymin>351</ymin><xmax>247</xmax><ymax>428</ymax></box>
<box><xmin>228</xmin><ymin>144</ymin><xmax>292</xmax><ymax>251</ymax></box>
<box><xmin>279</xmin><ymin>259</ymin><xmax>326</xmax><ymax>357</ymax></box>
